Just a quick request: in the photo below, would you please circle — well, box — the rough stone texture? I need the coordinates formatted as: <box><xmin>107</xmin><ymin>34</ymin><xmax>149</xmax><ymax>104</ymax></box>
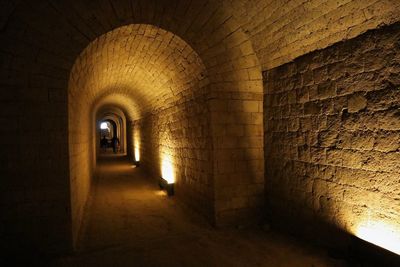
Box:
<box><xmin>133</xmin><ymin>88</ymin><xmax>214</xmax><ymax>221</ymax></box>
<box><xmin>0</xmin><ymin>0</ymin><xmax>399</xmax><ymax>255</ymax></box>
<box><xmin>68</xmin><ymin>21</ymin><xmax>264</xmax><ymax>235</ymax></box>
<box><xmin>210</xmin><ymin>91</ymin><xmax>265</xmax><ymax>226</ymax></box>
<box><xmin>229</xmin><ymin>0</ymin><xmax>400</xmax><ymax>69</ymax></box>
<box><xmin>68</xmin><ymin>24</ymin><xmax>209</xmax><ymax>245</ymax></box>
<box><xmin>264</xmin><ymin>22</ymin><xmax>400</xmax><ymax>248</ymax></box>
<box><xmin>133</xmin><ymin>89</ymin><xmax>266</xmax><ymax>226</ymax></box>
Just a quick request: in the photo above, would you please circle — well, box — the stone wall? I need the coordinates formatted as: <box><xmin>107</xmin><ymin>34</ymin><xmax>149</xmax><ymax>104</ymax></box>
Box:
<box><xmin>264</xmin><ymin>22</ymin><xmax>400</xmax><ymax>247</ymax></box>
<box><xmin>69</xmin><ymin>105</ymin><xmax>93</xmax><ymax>250</ymax></box>
<box><xmin>133</xmin><ymin>89</ymin><xmax>215</xmax><ymax>220</ymax></box>
<box><xmin>134</xmin><ymin>87</ymin><xmax>265</xmax><ymax>226</ymax></box>
<box><xmin>230</xmin><ymin>0</ymin><xmax>400</xmax><ymax>69</ymax></box>
<box><xmin>0</xmin><ymin>8</ymin><xmax>72</xmax><ymax>251</ymax></box>
<box><xmin>0</xmin><ymin>64</ymin><xmax>72</xmax><ymax>253</ymax></box>
<box><xmin>67</xmin><ymin>24</ymin><xmax>211</xmax><ymax>246</ymax></box>
<box><xmin>2</xmin><ymin>0</ymin><xmax>397</xmax><ymax>255</ymax></box>
<box><xmin>211</xmin><ymin>90</ymin><xmax>265</xmax><ymax>226</ymax></box>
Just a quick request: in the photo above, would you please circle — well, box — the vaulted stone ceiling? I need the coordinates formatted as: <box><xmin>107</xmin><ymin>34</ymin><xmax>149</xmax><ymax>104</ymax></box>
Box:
<box><xmin>70</xmin><ymin>24</ymin><xmax>207</xmax><ymax>120</ymax></box>
<box><xmin>1</xmin><ymin>0</ymin><xmax>400</xmax><ymax>256</ymax></box>
<box><xmin>3</xmin><ymin>0</ymin><xmax>398</xmax><ymax>90</ymax></box>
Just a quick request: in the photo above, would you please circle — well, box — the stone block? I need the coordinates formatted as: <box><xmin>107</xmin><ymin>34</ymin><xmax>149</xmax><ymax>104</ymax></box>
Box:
<box><xmin>242</xmin><ymin>100</ymin><xmax>260</xmax><ymax>113</ymax></box>
<box><xmin>348</xmin><ymin>93</ymin><xmax>367</xmax><ymax>113</ymax></box>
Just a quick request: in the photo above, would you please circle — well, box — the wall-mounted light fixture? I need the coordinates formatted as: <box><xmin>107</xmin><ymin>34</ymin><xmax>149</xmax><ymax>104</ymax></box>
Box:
<box><xmin>134</xmin><ymin>138</ymin><xmax>140</xmax><ymax>166</ymax></box>
<box><xmin>160</xmin><ymin>156</ymin><xmax>175</xmax><ymax>196</ymax></box>
<box><xmin>159</xmin><ymin>176</ymin><xmax>174</xmax><ymax>196</ymax></box>
<box><xmin>134</xmin><ymin>159</ymin><xmax>140</xmax><ymax>167</ymax></box>
<box><xmin>134</xmin><ymin>146</ymin><xmax>140</xmax><ymax>166</ymax></box>
<box><xmin>350</xmin><ymin>231</ymin><xmax>400</xmax><ymax>266</ymax></box>
<box><xmin>354</xmin><ymin>221</ymin><xmax>400</xmax><ymax>256</ymax></box>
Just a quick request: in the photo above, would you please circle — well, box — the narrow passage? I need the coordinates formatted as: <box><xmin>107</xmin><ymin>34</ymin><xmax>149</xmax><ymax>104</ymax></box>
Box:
<box><xmin>54</xmin><ymin>155</ymin><xmax>345</xmax><ymax>267</ymax></box>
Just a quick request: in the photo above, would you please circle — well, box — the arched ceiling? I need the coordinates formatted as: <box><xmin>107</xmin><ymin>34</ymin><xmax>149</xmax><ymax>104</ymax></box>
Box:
<box><xmin>2</xmin><ymin>0</ymin><xmax>398</xmax><ymax>79</ymax></box>
<box><xmin>96</xmin><ymin>105</ymin><xmax>127</xmax><ymax>123</ymax></box>
<box><xmin>94</xmin><ymin>93</ymin><xmax>138</xmax><ymax>122</ymax></box>
<box><xmin>70</xmin><ymin>24</ymin><xmax>207</xmax><ymax>120</ymax></box>
<box><xmin>1</xmin><ymin>0</ymin><xmax>397</xmax><ymax>122</ymax></box>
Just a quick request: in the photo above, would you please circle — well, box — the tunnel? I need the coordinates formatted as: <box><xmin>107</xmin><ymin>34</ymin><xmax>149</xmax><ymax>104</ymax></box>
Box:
<box><xmin>67</xmin><ymin>23</ymin><xmax>264</xmax><ymax>249</ymax></box>
<box><xmin>1</xmin><ymin>1</ymin><xmax>400</xmax><ymax>266</ymax></box>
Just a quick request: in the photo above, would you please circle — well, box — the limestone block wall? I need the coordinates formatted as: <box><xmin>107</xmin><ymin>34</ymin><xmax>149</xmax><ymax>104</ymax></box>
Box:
<box><xmin>133</xmin><ymin>89</ymin><xmax>214</xmax><ymax>220</ymax></box>
<box><xmin>0</xmin><ymin>82</ymin><xmax>72</xmax><ymax>253</ymax></box>
<box><xmin>230</xmin><ymin>0</ymin><xmax>400</xmax><ymax>69</ymax></box>
<box><xmin>68</xmin><ymin>97</ymin><xmax>94</xmax><ymax>249</ymax></box>
<box><xmin>67</xmin><ymin>23</ymin><xmax>211</xmax><ymax>246</ymax></box>
<box><xmin>211</xmin><ymin>91</ymin><xmax>265</xmax><ymax>226</ymax></box>
<box><xmin>264</xmin><ymin>22</ymin><xmax>400</xmax><ymax>247</ymax></box>
<box><xmin>5</xmin><ymin>0</ymin><xmax>398</xmax><ymax>255</ymax></box>
<box><xmin>134</xmin><ymin>89</ymin><xmax>265</xmax><ymax>226</ymax></box>
<box><xmin>0</xmin><ymin>17</ymin><xmax>72</xmax><ymax>252</ymax></box>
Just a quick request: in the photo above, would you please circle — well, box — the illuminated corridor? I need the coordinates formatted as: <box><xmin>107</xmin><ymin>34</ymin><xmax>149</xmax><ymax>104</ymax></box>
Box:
<box><xmin>54</xmin><ymin>155</ymin><xmax>343</xmax><ymax>267</ymax></box>
<box><xmin>2</xmin><ymin>1</ymin><xmax>400</xmax><ymax>266</ymax></box>
<box><xmin>79</xmin><ymin>154</ymin><xmax>182</xmax><ymax>252</ymax></box>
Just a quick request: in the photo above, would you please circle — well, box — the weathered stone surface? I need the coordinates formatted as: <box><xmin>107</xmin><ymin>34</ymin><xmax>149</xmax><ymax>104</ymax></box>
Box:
<box><xmin>348</xmin><ymin>94</ymin><xmax>367</xmax><ymax>113</ymax></box>
<box><xmin>264</xmin><ymin>22</ymin><xmax>400</xmax><ymax>249</ymax></box>
<box><xmin>1</xmin><ymin>0</ymin><xmax>399</xmax><ymax>257</ymax></box>
<box><xmin>230</xmin><ymin>0</ymin><xmax>400</xmax><ymax>69</ymax></box>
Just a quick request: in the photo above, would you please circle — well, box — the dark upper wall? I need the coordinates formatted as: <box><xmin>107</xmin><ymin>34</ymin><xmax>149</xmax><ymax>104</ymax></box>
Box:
<box><xmin>263</xmin><ymin>22</ymin><xmax>400</xmax><ymax>251</ymax></box>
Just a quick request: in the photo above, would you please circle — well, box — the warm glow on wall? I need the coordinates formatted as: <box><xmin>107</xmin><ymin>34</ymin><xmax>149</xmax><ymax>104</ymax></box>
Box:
<box><xmin>134</xmin><ymin>129</ymin><xmax>140</xmax><ymax>162</ymax></box>
<box><xmin>355</xmin><ymin>221</ymin><xmax>400</xmax><ymax>255</ymax></box>
<box><xmin>134</xmin><ymin>145</ymin><xmax>140</xmax><ymax>162</ymax></box>
<box><xmin>135</xmin><ymin>147</ymin><xmax>140</xmax><ymax>161</ymax></box>
<box><xmin>161</xmin><ymin>155</ymin><xmax>175</xmax><ymax>184</ymax></box>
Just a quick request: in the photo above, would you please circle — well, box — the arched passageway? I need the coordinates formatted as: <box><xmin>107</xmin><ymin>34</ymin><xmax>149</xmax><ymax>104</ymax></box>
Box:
<box><xmin>68</xmin><ymin>23</ymin><xmax>264</xmax><ymax>249</ymax></box>
<box><xmin>96</xmin><ymin>107</ymin><xmax>128</xmax><ymax>155</ymax></box>
<box><xmin>99</xmin><ymin>121</ymin><xmax>115</xmax><ymax>139</ymax></box>
<box><xmin>4</xmin><ymin>1</ymin><xmax>399</xmax><ymax>264</ymax></box>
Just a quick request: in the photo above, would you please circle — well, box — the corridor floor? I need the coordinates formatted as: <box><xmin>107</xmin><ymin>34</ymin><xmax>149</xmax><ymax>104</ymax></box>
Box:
<box><xmin>53</xmin><ymin>155</ymin><xmax>346</xmax><ymax>267</ymax></box>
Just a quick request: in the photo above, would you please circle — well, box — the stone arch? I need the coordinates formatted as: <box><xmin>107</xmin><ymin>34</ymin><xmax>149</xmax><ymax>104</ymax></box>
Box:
<box><xmin>68</xmin><ymin>21</ymin><xmax>263</xmax><ymax>246</ymax></box>
<box><xmin>2</xmin><ymin>1</ymin><xmax>263</xmax><ymax>252</ymax></box>
<box><xmin>96</xmin><ymin>108</ymin><xmax>127</xmax><ymax>154</ymax></box>
<box><xmin>95</xmin><ymin>97</ymin><xmax>137</xmax><ymax>156</ymax></box>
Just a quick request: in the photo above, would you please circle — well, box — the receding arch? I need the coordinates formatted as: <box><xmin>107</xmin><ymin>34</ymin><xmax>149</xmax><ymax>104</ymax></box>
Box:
<box><xmin>96</xmin><ymin>108</ymin><xmax>127</xmax><ymax>155</ymax></box>
<box><xmin>2</xmin><ymin>0</ymin><xmax>400</xmax><ymax>257</ymax></box>
<box><xmin>68</xmin><ymin>22</ymin><xmax>263</xmax><ymax>248</ymax></box>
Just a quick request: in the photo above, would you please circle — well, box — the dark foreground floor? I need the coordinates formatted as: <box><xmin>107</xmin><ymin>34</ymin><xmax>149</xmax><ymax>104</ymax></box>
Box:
<box><xmin>50</xmin><ymin>155</ymin><xmax>346</xmax><ymax>267</ymax></box>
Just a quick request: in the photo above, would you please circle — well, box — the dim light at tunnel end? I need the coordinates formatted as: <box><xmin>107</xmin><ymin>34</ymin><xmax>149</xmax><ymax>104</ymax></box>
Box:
<box><xmin>100</xmin><ymin>122</ymin><xmax>108</xmax><ymax>129</ymax></box>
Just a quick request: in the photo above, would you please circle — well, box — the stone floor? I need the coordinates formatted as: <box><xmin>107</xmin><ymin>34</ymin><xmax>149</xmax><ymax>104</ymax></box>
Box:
<box><xmin>52</xmin><ymin>154</ymin><xmax>347</xmax><ymax>267</ymax></box>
